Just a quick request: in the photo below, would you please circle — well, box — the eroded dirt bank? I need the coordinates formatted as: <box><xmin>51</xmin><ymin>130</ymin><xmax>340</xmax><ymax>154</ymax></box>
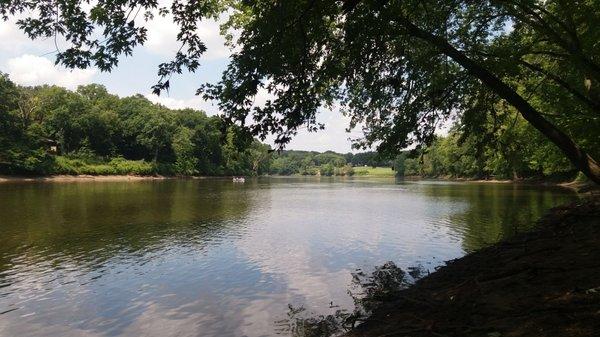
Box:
<box><xmin>349</xmin><ymin>199</ymin><xmax>600</xmax><ymax>337</ymax></box>
<box><xmin>0</xmin><ymin>175</ymin><xmax>223</xmax><ymax>183</ymax></box>
<box><xmin>0</xmin><ymin>175</ymin><xmax>169</xmax><ymax>183</ymax></box>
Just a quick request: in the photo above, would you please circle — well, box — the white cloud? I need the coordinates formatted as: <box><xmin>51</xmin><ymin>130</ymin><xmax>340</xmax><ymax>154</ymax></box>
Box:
<box><xmin>6</xmin><ymin>54</ymin><xmax>96</xmax><ymax>89</ymax></box>
<box><xmin>143</xmin><ymin>13</ymin><xmax>230</xmax><ymax>61</ymax></box>
<box><xmin>0</xmin><ymin>17</ymin><xmax>72</xmax><ymax>56</ymax></box>
<box><xmin>263</xmin><ymin>106</ymin><xmax>362</xmax><ymax>153</ymax></box>
<box><xmin>143</xmin><ymin>14</ymin><xmax>180</xmax><ymax>55</ymax></box>
<box><xmin>144</xmin><ymin>93</ymin><xmax>219</xmax><ymax>114</ymax></box>
<box><xmin>0</xmin><ymin>20</ymin><xmax>31</xmax><ymax>53</ymax></box>
<box><xmin>196</xmin><ymin>18</ymin><xmax>231</xmax><ymax>60</ymax></box>
<box><xmin>144</xmin><ymin>84</ymin><xmax>276</xmax><ymax>116</ymax></box>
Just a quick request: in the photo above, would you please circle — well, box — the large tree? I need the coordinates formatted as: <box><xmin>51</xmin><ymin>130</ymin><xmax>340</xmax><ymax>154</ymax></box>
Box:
<box><xmin>2</xmin><ymin>0</ymin><xmax>599</xmax><ymax>183</ymax></box>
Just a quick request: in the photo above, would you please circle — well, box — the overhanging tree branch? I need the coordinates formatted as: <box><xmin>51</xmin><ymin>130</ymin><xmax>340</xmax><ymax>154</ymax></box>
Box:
<box><xmin>396</xmin><ymin>16</ymin><xmax>600</xmax><ymax>184</ymax></box>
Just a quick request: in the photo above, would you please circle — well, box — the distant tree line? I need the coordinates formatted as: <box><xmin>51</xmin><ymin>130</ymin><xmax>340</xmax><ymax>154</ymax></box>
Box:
<box><xmin>0</xmin><ymin>75</ymin><xmax>391</xmax><ymax>177</ymax></box>
<box><xmin>269</xmin><ymin>150</ymin><xmax>391</xmax><ymax>176</ymax></box>
<box><xmin>0</xmin><ymin>74</ymin><xmax>272</xmax><ymax>176</ymax></box>
<box><xmin>396</xmin><ymin>122</ymin><xmax>584</xmax><ymax>181</ymax></box>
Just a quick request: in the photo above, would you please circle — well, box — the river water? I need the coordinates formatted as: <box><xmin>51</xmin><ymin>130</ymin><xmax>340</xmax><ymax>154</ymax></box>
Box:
<box><xmin>0</xmin><ymin>177</ymin><xmax>577</xmax><ymax>336</ymax></box>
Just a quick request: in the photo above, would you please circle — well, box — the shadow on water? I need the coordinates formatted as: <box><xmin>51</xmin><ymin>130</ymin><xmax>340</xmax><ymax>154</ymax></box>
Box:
<box><xmin>276</xmin><ymin>262</ymin><xmax>427</xmax><ymax>337</ymax></box>
<box><xmin>402</xmin><ymin>181</ymin><xmax>579</xmax><ymax>252</ymax></box>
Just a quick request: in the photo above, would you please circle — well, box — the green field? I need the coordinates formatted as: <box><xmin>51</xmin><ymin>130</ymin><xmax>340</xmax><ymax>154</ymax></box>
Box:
<box><xmin>352</xmin><ymin>166</ymin><xmax>396</xmax><ymax>177</ymax></box>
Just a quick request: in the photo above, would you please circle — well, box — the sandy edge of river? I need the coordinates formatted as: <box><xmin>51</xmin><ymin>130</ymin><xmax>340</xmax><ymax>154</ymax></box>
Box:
<box><xmin>0</xmin><ymin>174</ymin><xmax>205</xmax><ymax>183</ymax></box>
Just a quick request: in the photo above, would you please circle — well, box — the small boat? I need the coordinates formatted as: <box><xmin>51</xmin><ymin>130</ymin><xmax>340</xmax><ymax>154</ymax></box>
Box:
<box><xmin>233</xmin><ymin>177</ymin><xmax>246</xmax><ymax>183</ymax></box>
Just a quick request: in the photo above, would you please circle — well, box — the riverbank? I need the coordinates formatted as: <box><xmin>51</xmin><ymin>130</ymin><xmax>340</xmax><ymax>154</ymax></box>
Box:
<box><xmin>0</xmin><ymin>174</ymin><xmax>195</xmax><ymax>183</ymax></box>
<box><xmin>348</xmin><ymin>198</ymin><xmax>600</xmax><ymax>337</ymax></box>
<box><xmin>402</xmin><ymin>175</ymin><xmax>599</xmax><ymax>194</ymax></box>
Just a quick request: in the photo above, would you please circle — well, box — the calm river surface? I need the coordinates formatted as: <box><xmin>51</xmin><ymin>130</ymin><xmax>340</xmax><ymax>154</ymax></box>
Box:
<box><xmin>0</xmin><ymin>177</ymin><xmax>577</xmax><ymax>337</ymax></box>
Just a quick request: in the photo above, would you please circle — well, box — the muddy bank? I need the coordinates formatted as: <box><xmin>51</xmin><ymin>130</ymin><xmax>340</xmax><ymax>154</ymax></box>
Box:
<box><xmin>0</xmin><ymin>175</ymin><xmax>223</xmax><ymax>183</ymax></box>
<box><xmin>0</xmin><ymin>175</ymin><xmax>170</xmax><ymax>183</ymax></box>
<box><xmin>348</xmin><ymin>199</ymin><xmax>600</xmax><ymax>337</ymax></box>
<box><xmin>402</xmin><ymin>175</ymin><xmax>599</xmax><ymax>193</ymax></box>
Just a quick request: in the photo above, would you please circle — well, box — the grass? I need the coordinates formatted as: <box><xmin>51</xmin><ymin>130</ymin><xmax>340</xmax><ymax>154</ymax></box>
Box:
<box><xmin>52</xmin><ymin>156</ymin><xmax>158</xmax><ymax>175</ymax></box>
<box><xmin>352</xmin><ymin>166</ymin><xmax>396</xmax><ymax>177</ymax></box>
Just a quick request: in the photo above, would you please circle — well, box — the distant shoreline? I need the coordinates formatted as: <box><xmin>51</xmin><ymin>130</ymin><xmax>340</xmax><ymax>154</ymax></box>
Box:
<box><xmin>0</xmin><ymin>175</ymin><xmax>208</xmax><ymax>183</ymax></box>
<box><xmin>0</xmin><ymin>174</ymin><xmax>592</xmax><ymax>191</ymax></box>
<box><xmin>402</xmin><ymin>175</ymin><xmax>598</xmax><ymax>193</ymax></box>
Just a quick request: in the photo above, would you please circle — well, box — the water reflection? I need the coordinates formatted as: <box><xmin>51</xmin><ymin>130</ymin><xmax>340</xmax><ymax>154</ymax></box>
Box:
<box><xmin>0</xmin><ymin>178</ymin><xmax>577</xmax><ymax>336</ymax></box>
<box><xmin>405</xmin><ymin>181</ymin><xmax>574</xmax><ymax>251</ymax></box>
<box><xmin>277</xmin><ymin>261</ymin><xmax>418</xmax><ymax>337</ymax></box>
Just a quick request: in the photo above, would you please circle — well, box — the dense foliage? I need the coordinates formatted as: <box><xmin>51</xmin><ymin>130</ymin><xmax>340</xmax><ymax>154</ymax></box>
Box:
<box><xmin>2</xmin><ymin>1</ymin><xmax>599</xmax><ymax>182</ymax></box>
<box><xmin>401</xmin><ymin>129</ymin><xmax>577</xmax><ymax>181</ymax></box>
<box><xmin>0</xmin><ymin>74</ymin><xmax>272</xmax><ymax>176</ymax></box>
<box><xmin>393</xmin><ymin>95</ymin><xmax>588</xmax><ymax>180</ymax></box>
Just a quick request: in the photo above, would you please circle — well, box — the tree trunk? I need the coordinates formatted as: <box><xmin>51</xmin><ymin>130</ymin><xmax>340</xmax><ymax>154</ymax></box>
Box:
<box><xmin>399</xmin><ymin>18</ymin><xmax>600</xmax><ymax>185</ymax></box>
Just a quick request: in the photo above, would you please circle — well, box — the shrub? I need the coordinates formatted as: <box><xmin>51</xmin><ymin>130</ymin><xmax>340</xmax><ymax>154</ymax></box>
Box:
<box><xmin>1</xmin><ymin>148</ymin><xmax>55</xmax><ymax>175</ymax></box>
<box><xmin>319</xmin><ymin>163</ymin><xmax>334</xmax><ymax>176</ymax></box>
<box><xmin>51</xmin><ymin>156</ymin><xmax>157</xmax><ymax>175</ymax></box>
<box><xmin>108</xmin><ymin>157</ymin><xmax>156</xmax><ymax>175</ymax></box>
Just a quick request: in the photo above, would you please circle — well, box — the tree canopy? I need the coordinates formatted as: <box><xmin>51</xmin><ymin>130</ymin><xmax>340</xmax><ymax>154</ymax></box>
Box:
<box><xmin>2</xmin><ymin>0</ymin><xmax>599</xmax><ymax>182</ymax></box>
<box><xmin>0</xmin><ymin>75</ymin><xmax>273</xmax><ymax>176</ymax></box>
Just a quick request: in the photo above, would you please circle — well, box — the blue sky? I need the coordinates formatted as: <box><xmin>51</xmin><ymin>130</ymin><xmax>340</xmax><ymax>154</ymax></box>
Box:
<box><xmin>0</xmin><ymin>12</ymin><xmax>362</xmax><ymax>153</ymax></box>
